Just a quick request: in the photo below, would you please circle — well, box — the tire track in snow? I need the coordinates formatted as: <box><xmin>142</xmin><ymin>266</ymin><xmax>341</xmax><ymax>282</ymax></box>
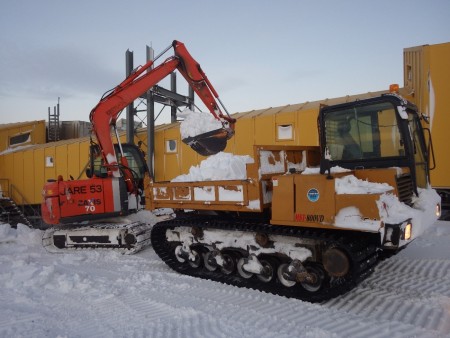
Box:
<box><xmin>324</xmin><ymin>257</ymin><xmax>450</xmax><ymax>335</ymax></box>
<box><xmin>327</xmin><ymin>287</ymin><xmax>450</xmax><ymax>334</ymax></box>
<box><xmin>0</xmin><ymin>289</ymin><xmax>108</xmax><ymax>337</ymax></box>
<box><xmin>367</xmin><ymin>259</ymin><xmax>450</xmax><ymax>297</ymax></box>
<box><xmin>90</xmin><ymin>289</ymin><xmax>265</xmax><ymax>338</ymax></box>
<box><xmin>120</xmin><ymin>272</ymin><xmax>442</xmax><ymax>338</ymax></box>
<box><xmin>112</xmin><ymin>275</ymin><xmax>328</xmax><ymax>337</ymax></box>
<box><xmin>109</xmin><ymin>247</ymin><xmax>448</xmax><ymax>337</ymax></box>
<box><xmin>378</xmin><ymin>257</ymin><xmax>450</xmax><ymax>280</ymax></box>
<box><xmin>0</xmin><ymin>313</ymin><xmax>42</xmax><ymax>331</ymax></box>
<box><xmin>90</xmin><ymin>294</ymin><xmax>196</xmax><ymax>333</ymax></box>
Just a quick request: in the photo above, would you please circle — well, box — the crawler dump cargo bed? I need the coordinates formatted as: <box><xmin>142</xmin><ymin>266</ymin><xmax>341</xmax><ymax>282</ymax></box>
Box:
<box><xmin>149</xmin><ymin>145</ymin><xmax>321</xmax><ymax>212</ymax></box>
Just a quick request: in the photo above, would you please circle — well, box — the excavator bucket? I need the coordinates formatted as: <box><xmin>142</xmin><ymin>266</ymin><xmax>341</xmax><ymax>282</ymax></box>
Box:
<box><xmin>182</xmin><ymin>128</ymin><xmax>231</xmax><ymax>156</ymax></box>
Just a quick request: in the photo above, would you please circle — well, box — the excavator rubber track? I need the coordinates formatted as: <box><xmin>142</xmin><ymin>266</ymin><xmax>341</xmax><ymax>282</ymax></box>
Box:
<box><xmin>42</xmin><ymin>221</ymin><xmax>152</xmax><ymax>255</ymax></box>
<box><xmin>151</xmin><ymin>215</ymin><xmax>379</xmax><ymax>303</ymax></box>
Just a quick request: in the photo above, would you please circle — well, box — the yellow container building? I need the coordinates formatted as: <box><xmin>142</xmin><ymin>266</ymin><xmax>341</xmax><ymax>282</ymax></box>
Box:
<box><xmin>402</xmin><ymin>43</ymin><xmax>450</xmax><ymax>195</ymax></box>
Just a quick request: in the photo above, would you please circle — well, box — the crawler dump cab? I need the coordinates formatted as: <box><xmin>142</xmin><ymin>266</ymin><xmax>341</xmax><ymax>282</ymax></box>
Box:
<box><xmin>317</xmin><ymin>93</ymin><xmax>441</xmax><ymax>247</ymax></box>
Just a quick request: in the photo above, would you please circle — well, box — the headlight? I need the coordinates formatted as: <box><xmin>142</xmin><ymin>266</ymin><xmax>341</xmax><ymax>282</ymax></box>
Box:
<box><xmin>404</xmin><ymin>222</ymin><xmax>412</xmax><ymax>241</ymax></box>
<box><xmin>436</xmin><ymin>203</ymin><xmax>441</xmax><ymax>218</ymax></box>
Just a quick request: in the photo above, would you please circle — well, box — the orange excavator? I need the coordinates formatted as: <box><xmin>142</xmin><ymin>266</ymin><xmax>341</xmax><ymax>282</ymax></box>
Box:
<box><xmin>41</xmin><ymin>40</ymin><xmax>235</xmax><ymax>253</ymax></box>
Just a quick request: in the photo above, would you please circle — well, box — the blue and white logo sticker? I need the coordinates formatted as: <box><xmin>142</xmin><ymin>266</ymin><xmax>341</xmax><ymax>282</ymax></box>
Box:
<box><xmin>307</xmin><ymin>188</ymin><xmax>320</xmax><ymax>202</ymax></box>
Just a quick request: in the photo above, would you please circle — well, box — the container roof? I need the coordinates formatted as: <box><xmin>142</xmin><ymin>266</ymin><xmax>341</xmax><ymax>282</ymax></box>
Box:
<box><xmin>232</xmin><ymin>90</ymin><xmax>388</xmax><ymax>119</ymax></box>
<box><xmin>157</xmin><ymin>89</ymin><xmax>391</xmax><ymax>130</ymax></box>
<box><xmin>0</xmin><ymin>88</ymin><xmax>401</xmax><ymax>155</ymax></box>
<box><xmin>0</xmin><ymin>122</ymin><xmax>176</xmax><ymax>155</ymax></box>
<box><xmin>0</xmin><ymin>120</ymin><xmax>45</xmax><ymax>131</ymax></box>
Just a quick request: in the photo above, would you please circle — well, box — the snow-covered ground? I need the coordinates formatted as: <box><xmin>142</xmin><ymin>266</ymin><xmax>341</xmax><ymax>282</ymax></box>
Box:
<box><xmin>1</xmin><ymin>219</ymin><xmax>449</xmax><ymax>338</ymax></box>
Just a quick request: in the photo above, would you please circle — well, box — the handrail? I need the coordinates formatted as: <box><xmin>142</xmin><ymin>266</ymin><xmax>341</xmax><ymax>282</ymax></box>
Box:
<box><xmin>10</xmin><ymin>184</ymin><xmax>41</xmax><ymax>219</ymax></box>
<box><xmin>0</xmin><ymin>178</ymin><xmax>10</xmax><ymax>198</ymax></box>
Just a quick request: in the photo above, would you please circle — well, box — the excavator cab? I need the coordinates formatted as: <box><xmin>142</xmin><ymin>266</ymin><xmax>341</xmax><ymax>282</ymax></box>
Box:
<box><xmin>87</xmin><ymin>143</ymin><xmax>148</xmax><ymax>189</ymax></box>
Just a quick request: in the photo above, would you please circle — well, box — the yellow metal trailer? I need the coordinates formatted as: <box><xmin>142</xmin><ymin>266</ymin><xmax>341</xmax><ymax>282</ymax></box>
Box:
<box><xmin>402</xmin><ymin>43</ymin><xmax>450</xmax><ymax>206</ymax></box>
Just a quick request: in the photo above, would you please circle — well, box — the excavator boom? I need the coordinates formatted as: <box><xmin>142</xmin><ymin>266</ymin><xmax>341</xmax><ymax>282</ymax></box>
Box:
<box><xmin>91</xmin><ymin>40</ymin><xmax>235</xmax><ymax>177</ymax></box>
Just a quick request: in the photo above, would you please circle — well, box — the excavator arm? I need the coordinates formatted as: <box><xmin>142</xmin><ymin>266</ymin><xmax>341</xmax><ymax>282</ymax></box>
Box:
<box><xmin>90</xmin><ymin>40</ymin><xmax>235</xmax><ymax>187</ymax></box>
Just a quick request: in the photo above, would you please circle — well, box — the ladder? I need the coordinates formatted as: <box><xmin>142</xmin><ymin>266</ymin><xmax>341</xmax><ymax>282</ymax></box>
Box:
<box><xmin>0</xmin><ymin>197</ymin><xmax>32</xmax><ymax>227</ymax></box>
<box><xmin>48</xmin><ymin>97</ymin><xmax>60</xmax><ymax>142</ymax></box>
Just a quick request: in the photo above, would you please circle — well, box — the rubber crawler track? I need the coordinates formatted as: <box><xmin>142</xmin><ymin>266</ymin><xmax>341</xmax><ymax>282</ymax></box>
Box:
<box><xmin>42</xmin><ymin>221</ymin><xmax>152</xmax><ymax>255</ymax></box>
<box><xmin>151</xmin><ymin>215</ymin><xmax>380</xmax><ymax>303</ymax></box>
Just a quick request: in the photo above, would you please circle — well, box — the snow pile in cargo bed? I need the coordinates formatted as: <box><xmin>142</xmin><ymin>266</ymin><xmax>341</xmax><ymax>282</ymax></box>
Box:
<box><xmin>178</xmin><ymin>108</ymin><xmax>223</xmax><ymax>139</ymax></box>
<box><xmin>172</xmin><ymin>152</ymin><xmax>254</xmax><ymax>182</ymax></box>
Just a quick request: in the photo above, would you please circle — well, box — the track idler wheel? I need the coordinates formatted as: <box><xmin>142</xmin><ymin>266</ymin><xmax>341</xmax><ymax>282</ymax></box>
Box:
<box><xmin>204</xmin><ymin>250</ymin><xmax>220</xmax><ymax>272</ymax></box>
<box><xmin>204</xmin><ymin>250</ymin><xmax>237</xmax><ymax>274</ymax></box>
<box><xmin>220</xmin><ymin>253</ymin><xmax>236</xmax><ymax>275</ymax></box>
<box><xmin>277</xmin><ymin>263</ymin><xmax>296</xmax><ymax>287</ymax></box>
<box><xmin>300</xmin><ymin>264</ymin><xmax>326</xmax><ymax>292</ymax></box>
<box><xmin>174</xmin><ymin>245</ymin><xmax>187</xmax><ymax>263</ymax></box>
<box><xmin>188</xmin><ymin>249</ymin><xmax>202</xmax><ymax>268</ymax></box>
<box><xmin>237</xmin><ymin>257</ymin><xmax>254</xmax><ymax>279</ymax></box>
<box><xmin>256</xmin><ymin>259</ymin><xmax>276</xmax><ymax>283</ymax></box>
<box><xmin>174</xmin><ymin>245</ymin><xmax>202</xmax><ymax>268</ymax></box>
<box><xmin>277</xmin><ymin>260</ymin><xmax>324</xmax><ymax>291</ymax></box>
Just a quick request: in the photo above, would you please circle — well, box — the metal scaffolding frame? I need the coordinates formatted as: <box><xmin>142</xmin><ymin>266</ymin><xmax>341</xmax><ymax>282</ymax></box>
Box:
<box><xmin>124</xmin><ymin>46</ymin><xmax>195</xmax><ymax>179</ymax></box>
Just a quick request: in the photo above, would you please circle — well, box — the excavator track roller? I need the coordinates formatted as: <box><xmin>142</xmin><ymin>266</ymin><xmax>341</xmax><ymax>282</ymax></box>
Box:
<box><xmin>124</xmin><ymin>233</ymin><xmax>137</xmax><ymax>246</ymax></box>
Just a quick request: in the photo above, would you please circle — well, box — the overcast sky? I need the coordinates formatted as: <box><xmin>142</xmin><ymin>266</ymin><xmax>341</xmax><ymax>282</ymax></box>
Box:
<box><xmin>1</xmin><ymin>0</ymin><xmax>449</xmax><ymax>125</ymax></box>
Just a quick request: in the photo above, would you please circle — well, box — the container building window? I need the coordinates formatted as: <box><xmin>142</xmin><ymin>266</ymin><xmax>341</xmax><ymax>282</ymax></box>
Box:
<box><xmin>165</xmin><ymin>140</ymin><xmax>178</xmax><ymax>153</ymax></box>
<box><xmin>9</xmin><ymin>132</ymin><xmax>31</xmax><ymax>147</ymax></box>
<box><xmin>276</xmin><ymin>124</ymin><xmax>294</xmax><ymax>141</ymax></box>
<box><xmin>46</xmin><ymin>156</ymin><xmax>54</xmax><ymax>167</ymax></box>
